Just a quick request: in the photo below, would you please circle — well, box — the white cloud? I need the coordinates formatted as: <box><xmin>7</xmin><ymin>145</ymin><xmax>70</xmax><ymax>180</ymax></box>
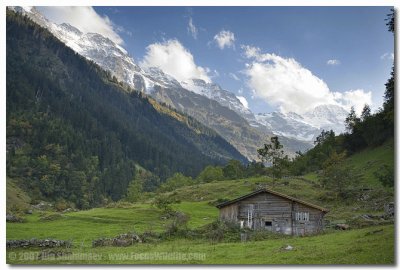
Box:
<box><xmin>38</xmin><ymin>6</ymin><xmax>124</xmax><ymax>45</ymax></box>
<box><xmin>333</xmin><ymin>89</ymin><xmax>372</xmax><ymax>115</ymax></box>
<box><xmin>241</xmin><ymin>45</ymin><xmax>372</xmax><ymax>115</ymax></box>
<box><xmin>236</xmin><ymin>96</ymin><xmax>249</xmax><ymax>109</ymax></box>
<box><xmin>187</xmin><ymin>17</ymin><xmax>198</xmax><ymax>39</ymax></box>
<box><xmin>140</xmin><ymin>39</ymin><xmax>211</xmax><ymax>83</ymax></box>
<box><xmin>380</xmin><ymin>52</ymin><xmax>394</xmax><ymax>60</ymax></box>
<box><xmin>327</xmin><ymin>59</ymin><xmax>341</xmax><ymax>66</ymax></box>
<box><xmin>214</xmin><ymin>30</ymin><xmax>235</xmax><ymax>49</ymax></box>
<box><xmin>229</xmin><ymin>73</ymin><xmax>240</xmax><ymax>81</ymax></box>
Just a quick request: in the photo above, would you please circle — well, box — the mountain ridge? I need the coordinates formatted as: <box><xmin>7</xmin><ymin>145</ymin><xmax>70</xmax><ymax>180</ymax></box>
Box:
<box><xmin>6</xmin><ymin>10</ymin><xmax>246</xmax><ymax>206</ymax></box>
<box><xmin>11</xmin><ymin>6</ymin><xmax>351</xmax><ymax>158</ymax></box>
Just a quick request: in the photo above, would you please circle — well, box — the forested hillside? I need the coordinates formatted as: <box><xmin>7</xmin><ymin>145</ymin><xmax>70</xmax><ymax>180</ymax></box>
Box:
<box><xmin>6</xmin><ymin>10</ymin><xmax>246</xmax><ymax>208</ymax></box>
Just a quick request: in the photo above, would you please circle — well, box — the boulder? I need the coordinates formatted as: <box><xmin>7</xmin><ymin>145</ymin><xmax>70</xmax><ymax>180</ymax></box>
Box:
<box><xmin>6</xmin><ymin>214</ymin><xmax>23</xmax><ymax>223</ymax></box>
<box><xmin>335</xmin><ymin>223</ymin><xmax>350</xmax><ymax>230</ymax></box>
<box><xmin>6</xmin><ymin>238</ymin><xmax>72</xmax><ymax>249</ymax></box>
<box><xmin>280</xmin><ymin>245</ymin><xmax>294</xmax><ymax>251</ymax></box>
<box><xmin>92</xmin><ymin>233</ymin><xmax>141</xmax><ymax>247</ymax></box>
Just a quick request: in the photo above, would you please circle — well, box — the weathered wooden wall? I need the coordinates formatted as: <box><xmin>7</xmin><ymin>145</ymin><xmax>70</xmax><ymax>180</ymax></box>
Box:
<box><xmin>219</xmin><ymin>191</ymin><xmax>325</xmax><ymax>236</ymax></box>
<box><xmin>219</xmin><ymin>203</ymin><xmax>238</xmax><ymax>222</ymax></box>
<box><xmin>291</xmin><ymin>202</ymin><xmax>324</xmax><ymax>235</ymax></box>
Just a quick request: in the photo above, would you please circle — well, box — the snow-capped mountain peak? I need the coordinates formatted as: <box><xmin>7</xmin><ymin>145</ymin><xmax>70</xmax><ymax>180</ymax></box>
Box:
<box><xmin>181</xmin><ymin>78</ymin><xmax>254</xmax><ymax>119</ymax></box>
<box><xmin>10</xmin><ymin>6</ymin><xmax>347</xmax><ymax>154</ymax></box>
<box><xmin>254</xmin><ymin>104</ymin><xmax>349</xmax><ymax>142</ymax></box>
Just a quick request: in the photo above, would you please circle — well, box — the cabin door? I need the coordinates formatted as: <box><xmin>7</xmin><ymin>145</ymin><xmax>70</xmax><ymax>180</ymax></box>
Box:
<box><xmin>240</xmin><ymin>204</ymin><xmax>255</xmax><ymax>229</ymax></box>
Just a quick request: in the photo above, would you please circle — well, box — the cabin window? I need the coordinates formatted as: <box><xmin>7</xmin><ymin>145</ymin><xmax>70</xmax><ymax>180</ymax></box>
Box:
<box><xmin>265</xmin><ymin>221</ymin><xmax>272</xmax><ymax>227</ymax></box>
<box><xmin>295</xmin><ymin>212</ymin><xmax>309</xmax><ymax>221</ymax></box>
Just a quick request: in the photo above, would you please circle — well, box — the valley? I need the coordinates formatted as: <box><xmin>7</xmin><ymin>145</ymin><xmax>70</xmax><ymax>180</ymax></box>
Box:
<box><xmin>5</xmin><ymin>6</ymin><xmax>395</xmax><ymax>266</ymax></box>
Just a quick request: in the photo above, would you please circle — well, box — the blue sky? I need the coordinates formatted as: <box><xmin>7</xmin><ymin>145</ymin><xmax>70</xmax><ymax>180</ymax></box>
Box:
<box><xmin>41</xmin><ymin>6</ymin><xmax>394</xmax><ymax>115</ymax></box>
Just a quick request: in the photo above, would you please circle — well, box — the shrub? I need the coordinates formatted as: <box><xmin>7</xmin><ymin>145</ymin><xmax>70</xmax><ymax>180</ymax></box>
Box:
<box><xmin>163</xmin><ymin>212</ymin><xmax>190</xmax><ymax>238</ymax></box>
<box><xmin>39</xmin><ymin>212</ymin><xmax>63</xmax><ymax>222</ymax></box>
<box><xmin>153</xmin><ymin>194</ymin><xmax>180</xmax><ymax>214</ymax></box>
<box><xmin>54</xmin><ymin>199</ymin><xmax>68</xmax><ymax>212</ymax></box>
<box><xmin>105</xmin><ymin>201</ymin><xmax>135</xmax><ymax>209</ymax></box>
<box><xmin>200</xmin><ymin>220</ymin><xmax>241</xmax><ymax>243</ymax></box>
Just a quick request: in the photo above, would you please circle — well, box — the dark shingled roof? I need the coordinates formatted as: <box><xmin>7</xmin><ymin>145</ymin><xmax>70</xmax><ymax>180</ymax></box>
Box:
<box><xmin>216</xmin><ymin>188</ymin><xmax>329</xmax><ymax>212</ymax></box>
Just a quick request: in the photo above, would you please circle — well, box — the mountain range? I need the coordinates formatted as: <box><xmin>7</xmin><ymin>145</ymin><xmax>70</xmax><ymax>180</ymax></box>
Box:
<box><xmin>6</xmin><ymin>9</ymin><xmax>250</xmax><ymax>205</ymax></box>
<box><xmin>11</xmin><ymin>6</ymin><xmax>351</xmax><ymax>160</ymax></box>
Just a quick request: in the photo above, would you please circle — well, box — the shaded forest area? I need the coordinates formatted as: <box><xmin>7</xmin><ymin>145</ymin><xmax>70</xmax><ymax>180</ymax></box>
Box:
<box><xmin>6</xmin><ymin>10</ymin><xmax>245</xmax><ymax>208</ymax></box>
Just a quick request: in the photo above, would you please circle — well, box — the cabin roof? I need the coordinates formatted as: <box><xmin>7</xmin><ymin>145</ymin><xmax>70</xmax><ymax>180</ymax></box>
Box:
<box><xmin>216</xmin><ymin>188</ymin><xmax>329</xmax><ymax>212</ymax></box>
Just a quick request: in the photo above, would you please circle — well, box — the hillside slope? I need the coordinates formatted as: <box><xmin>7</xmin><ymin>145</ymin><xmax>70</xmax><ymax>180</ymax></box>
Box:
<box><xmin>6</xmin><ymin>10</ymin><xmax>246</xmax><ymax>207</ymax></box>
<box><xmin>6</xmin><ymin>140</ymin><xmax>394</xmax><ymax>264</ymax></box>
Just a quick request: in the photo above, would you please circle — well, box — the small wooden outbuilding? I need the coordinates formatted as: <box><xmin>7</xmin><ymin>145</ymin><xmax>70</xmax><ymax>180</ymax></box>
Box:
<box><xmin>216</xmin><ymin>188</ymin><xmax>328</xmax><ymax>236</ymax></box>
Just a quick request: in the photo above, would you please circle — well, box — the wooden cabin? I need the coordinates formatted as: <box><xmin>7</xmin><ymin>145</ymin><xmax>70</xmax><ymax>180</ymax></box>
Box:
<box><xmin>216</xmin><ymin>188</ymin><xmax>328</xmax><ymax>236</ymax></box>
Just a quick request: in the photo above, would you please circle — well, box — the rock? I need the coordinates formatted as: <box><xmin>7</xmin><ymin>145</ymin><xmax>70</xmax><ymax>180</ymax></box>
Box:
<box><xmin>62</xmin><ymin>208</ymin><xmax>76</xmax><ymax>213</ymax></box>
<box><xmin>6</xmin><ymin>239</ymin><xmax>71</xmax><ymax>249</ymax></box>
<box><xmin>32</xmin><ymin>201</ymin><xmax>53</xmax><ymax>211</ymax></box>
<box><xmin>92</xmin><ymin>232</ymin><xmax>141</xmax><ymax>248</ymax></box>
<box><xmin>282</xmin><ymin>245</ymin><xmax>294</xmax><ymax>251</ymax></box>
<box><xmin>335</xmin><ymin>223</ymin><xmax>350</xmax><ymax>230</ymax></box>
<box><xmin>361</xmin><ymin>214</ymin><xmax>373</xmax><ymax>220</ymax></box>
<box><xmin>6</xmin><ymin>214</ymin><xmax>23</xmax><ymax>223</ymax></box>
<box><xmin>25</xmin><ymin>209</ymin><xmax>33</xmax><ymax>214</ymax></box>
<box><xmin>384</xmin><ymin>202</ymin><xmax>394</xmax><ymax>217</ymax></box>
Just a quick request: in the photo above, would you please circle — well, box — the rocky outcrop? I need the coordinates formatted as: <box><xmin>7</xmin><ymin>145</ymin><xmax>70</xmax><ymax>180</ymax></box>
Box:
<box><xmin>92</xmin><ymin>233</ymin><xmax>142</xmax><ymax>247</ymax></box>
<box><xmin>6</xmin><ymin>239</ymin><xmax>72</xmax><ymax>249</ymax></box>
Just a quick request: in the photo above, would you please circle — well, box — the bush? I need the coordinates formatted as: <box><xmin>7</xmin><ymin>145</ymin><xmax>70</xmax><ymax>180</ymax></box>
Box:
<box><xmin>153</xmin><ymin>194</ymin><xmax>180</xmax><ymax>214</ymax></box>
<box><xmin>199</xmin><ymin>220</ymin><xmax>241</xmax><ymax>243</ymax></box>
<box><xmin>140</xmin><ymin>231</ymin><xmax>161</xmax><ymax>243</ymax></box>
<box><xmin>157</xmin><ymin>173</ymin><xmax>194</xmax><ymax>192</ymax></box>
<box><xmin>196</xmin><ymin>166</ymin><xmax>225</xmax><ymax>183</ymax></box>
<box><xmin>105</xmin><ymin>201</ymin><xmax>135</xmax><ymax>208</ymax></box>
<box><xmin>374</xmin><ymin>165</ymin><xmax>394</xmax><ymax>187</ymax></box>
<box><xmin>163</xmin><ymin>212</ymin><xmax>190</xmax><ymax>238</ymax></box>
<box><xmin>54</xmin><ymin>199</ymin><xmax>69</xmax><ymax>212</ymax></box>
<box><xmin>39</xmin><ymin>212</ymin><xmax>63</xmax><ymax>222</ymax></box>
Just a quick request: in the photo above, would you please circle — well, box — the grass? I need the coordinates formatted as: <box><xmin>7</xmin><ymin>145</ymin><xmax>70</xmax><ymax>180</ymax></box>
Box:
<box><xmin>346</xmin><ymin>138</ymin><xmax>394</xmax><ymax>187</ymax></box>
<box><xmin>7</xmin><ymin>224</ymin><xmax>394</xmax><ymax>264</ymax></box>
<box><xmin>6</xmin><ymin>202</ymin><xmax>218</xmax><ymax>246</ymax></box>
<box><xmin>6</xmin><ymin>177</ymin><xmax>31</xmax><ymax>213</ymax></box>
<box><xmin>6</xmin><ymin>139</ymin><xmax>394</xmax><ymax>264</ymax></box>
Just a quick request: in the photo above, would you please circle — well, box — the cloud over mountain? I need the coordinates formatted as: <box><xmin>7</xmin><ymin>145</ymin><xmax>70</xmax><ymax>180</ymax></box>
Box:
<box><xmin>241</xmin><ymin>45</ymin><xmax>372</xmax><ymax>115</ymax></box>
<box><xmin>38</xmin><ymin>6</ymin><xmax>124</xmax><ymax>45</ymax></box>
<box><xmin>141</xmin><ymin>39</ymin><xmax>211</xmax><ymax>83</ymax></box>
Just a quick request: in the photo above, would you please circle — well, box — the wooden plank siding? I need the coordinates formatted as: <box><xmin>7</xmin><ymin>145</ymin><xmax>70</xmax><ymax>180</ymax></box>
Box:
<box><xmin>217</xmin><ymin>189</ymin><xmax>327</xmax><ymax>236</ymax></box>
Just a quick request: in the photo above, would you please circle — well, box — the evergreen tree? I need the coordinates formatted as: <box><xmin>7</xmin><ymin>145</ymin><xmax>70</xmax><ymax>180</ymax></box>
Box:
<box><xmin>257</xmin><ymin>136</ymin><xmax>288</xmax><ymax>187</ymax></box>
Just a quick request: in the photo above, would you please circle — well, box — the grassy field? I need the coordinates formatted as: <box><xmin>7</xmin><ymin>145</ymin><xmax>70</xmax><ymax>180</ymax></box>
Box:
<box><xmin>6</xmin><ymin>141</ymin><xmax>395</xmax><ymax>264</ymax></box>
<box><xmin>7</xmin><ymin>202</ymin><xmax>218</xmax><ymax>243</ymax></box>
<box><xmin>7</xmin><ymin>224</ymin><xmax>394</xmax><ymax>264</ymax></box>
<box><xmin>346</xmin><ymin>138</ymin><xmax>394</xmax><ymax>187</ymax></box>
<box><xmin>6</xmin><ymin>194</ymin><xmax>394</xmax><ymax>264</ymax></box>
